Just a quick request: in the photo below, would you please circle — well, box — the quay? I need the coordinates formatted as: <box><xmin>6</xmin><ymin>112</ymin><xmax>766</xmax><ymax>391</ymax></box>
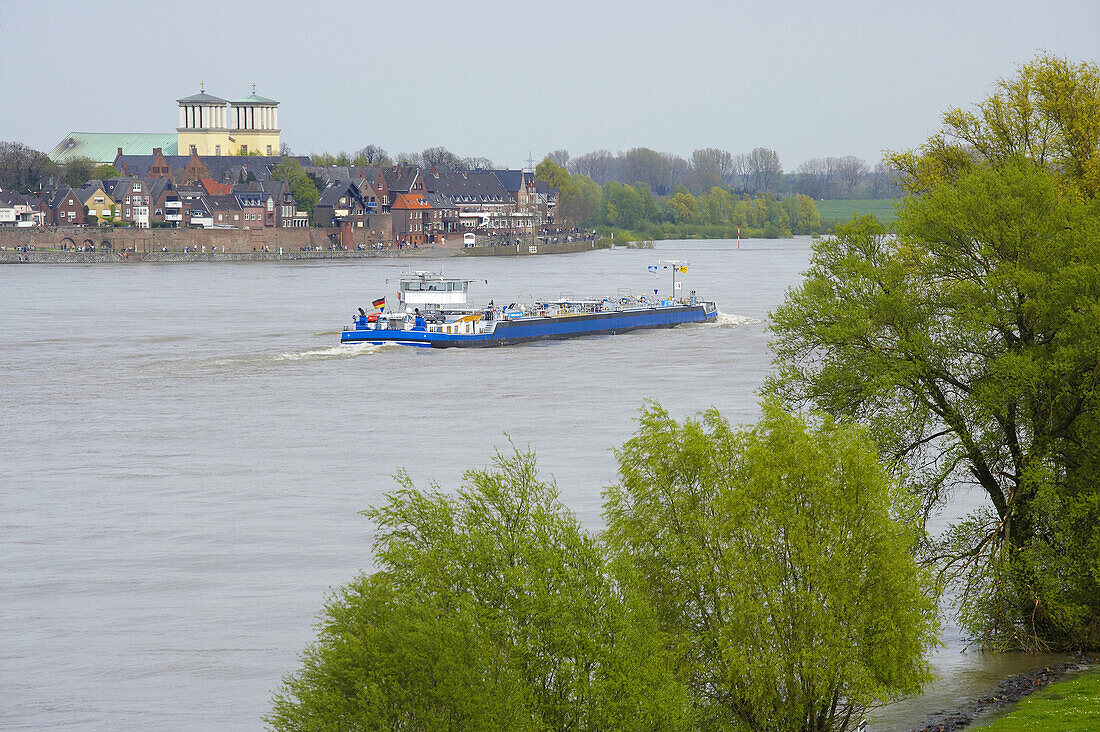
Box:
<box><xmin>0</xmin><ymin>227</ymin><xmax>610</xmax><ymax>264</ymax></box>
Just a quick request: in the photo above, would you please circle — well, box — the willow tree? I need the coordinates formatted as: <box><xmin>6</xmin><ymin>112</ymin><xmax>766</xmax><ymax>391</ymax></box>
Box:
<box><xmin>769</xmin><ymin>55</ymin><xmax>1100</xmax><ymax>651</ymax></box>
<box><xmin>268</xmin><ymin>449</ymin><xmax>691</xmax><ymax>731</ymax></box>
<box><xmin>605</xmin><ymin>402</ymin><xmax>938</xmax><ymax>731</ymax></box>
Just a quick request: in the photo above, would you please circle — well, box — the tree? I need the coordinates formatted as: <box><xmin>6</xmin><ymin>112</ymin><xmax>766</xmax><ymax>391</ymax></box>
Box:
<box><xmin>0</xmin><ymin>141</ymin><xmax>57</xmax><ymax>193</ymax></box>
<box><xmin>889</xmin><ymin>55</ymin><xmax>1100</xmax><ymax>197</ymax></box>
<box><xmin>270</xmin><ymin>158</ymin><xmax>320</xmax><ymax>213</ymax></box>
<box><xmin>563</xmin><ymin>173</ymin><xmax>602</xmax><ymax>228</ymax></box>
<box><xmin>745</xmin><ymin>146</ymin><xmax>783</xmax><ymax>193</ymax></box>
<box><xmin>769</xmin><ymin>156</ymin><xmax>1100</xmax><ymax>650</ymax></box>
<box><xmin>93</xmin><ymin>163</ymin><xmax>119</xmax><ymax>180</ymax></box>
<box><xmin>354</xmin><ymin>144</ymin><xmax>389</xmax><ymax>165</ymax></box>
<box><xmin>460</xmin><ymin>156</ymin><xmax>494</xmax><ymax>170</ymax></box>
<box><xmin>270</xmin><ymin>448</ymin><xmax>691</xmax><ymax>730</ymax></box>
<box><xmin>395</xmin><ymin>151</ymin><xmax>424</xmax><ymax>167</ymax></box>
<box><xmin>690</xmin><ymin>147</ymin><xmax>735</xmax><ymax>192</ymax></box>
<box><xmin>620</xmin><ymin>147</ymin><xmax>673</xmax><ymax>194</ymax></box>
<box><xmin>605</xmin><ymin>401</ymin><xmax>938</xmax><ymax>731</ymax></box>
<box><xmin>62</xmin><ymin>156</ymin><xmax>96</xmax><ymax>188</ymax></box>
<box><xmin>833</xmin><ymin>155</ymin><xmax>869</xmax><ymax>197</ymax></box>
<box><xmin>421</xmin><ymin>146</ymin><xmax>462</xmax><ymax>170</ymax></box>
<box><xmin>546</xmin><ymin>148</ymin><xmax>569</xmax><ymax>166</ymax></box>
<box><xmin>569</xmin><ymin>149</ymin><xmax>620</xmax><ymax>186</ymax></box>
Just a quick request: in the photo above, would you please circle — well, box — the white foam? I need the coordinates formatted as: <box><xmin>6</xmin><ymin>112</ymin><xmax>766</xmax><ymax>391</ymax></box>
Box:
<box><xmin>710</xmin><ymin>312</ymin><xmax>762</xmax><ymax>327</ymax></box>
<box><xmin>274</xmin><ymin>342</ymin><xmax>394</xmax><ymax>362</ymax></box>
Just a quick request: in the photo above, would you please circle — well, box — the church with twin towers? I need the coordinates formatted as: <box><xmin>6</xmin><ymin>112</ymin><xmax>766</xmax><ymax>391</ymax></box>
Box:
<box><xmin>176</xmin><ymin>84</ymin><xmax>280</xmax><ymax>157</ymax></box>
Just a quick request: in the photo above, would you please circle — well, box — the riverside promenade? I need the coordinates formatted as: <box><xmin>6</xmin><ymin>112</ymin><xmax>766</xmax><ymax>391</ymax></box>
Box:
<box><xmin>0</xmin><ymin>226</ymin><xmax>610</xmax><ymax>264</ymax></box>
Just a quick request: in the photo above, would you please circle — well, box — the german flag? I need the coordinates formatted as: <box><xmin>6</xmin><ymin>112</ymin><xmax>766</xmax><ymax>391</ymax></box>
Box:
<box><xmin>372</xmin><ymin>297</ymin><xmax>386</xmax><ymax>309</ymax></box>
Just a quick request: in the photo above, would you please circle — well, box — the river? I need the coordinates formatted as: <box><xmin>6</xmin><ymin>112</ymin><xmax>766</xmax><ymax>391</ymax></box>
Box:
<box><xmin>0</xmin><ymin>239</ymin><xmax>1068</xmax><ymax>730</ymax></box>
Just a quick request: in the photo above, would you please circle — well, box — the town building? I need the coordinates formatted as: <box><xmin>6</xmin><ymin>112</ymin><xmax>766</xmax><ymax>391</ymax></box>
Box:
<box><xmin>176</xmin><ymin>86</ymin><xmax>280</xmax><ymax>157</ymax></box>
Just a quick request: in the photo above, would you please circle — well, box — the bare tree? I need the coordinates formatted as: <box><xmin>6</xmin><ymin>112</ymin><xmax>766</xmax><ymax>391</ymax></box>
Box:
<box><xmin>568</xmin><ymin>150</ymin><xmax>619</xmax><ymax>185</ymax></box>
<box><xmin>795</xmin><ymin>158</ymin><xmax>830</xmax><ymax>199</ymax></box>
<box><xmin>0</xmin><ymin>141</ymin><xmax>57</xmax><ymax>193</ymax></box>
<box><xmin>421</xmin><ymin>147</ymin><xmax>462</xmax><ymax>170</ymax></box>
<box><xmin>834</xmin><ymin>156</ymin><xmax>869</xmax><ymax>196</ymax></box>
<box><xmin>664</xmin><ymin>153</ymin><xmax>693</xmax><ymax>190</ymax></box>
<box><xmin>396</xmin><ymin>152</ymin><xmax>425</xmax><ymax>167</ymax></box>
<box><xmin>546</xmin><ymin>149</ymin><xmax>569</xmax><ymax>167</ymax></box>
<box><xmin>689</xmin><ymin>148</ymin><xmax>735</xmax><ymax>191</ymax></box>
<box><xmin>355</xmin><ymin>145</ymin><xmax>389</xmax><ymax>165</ymax></box>
<box><xmin>461</xmin><ymin>156</ymin><xmax>494</xmax><ymax>170</ymax></box>
<box><xmin>745</xmin><ymin>147</ymin><xmax>783</xmax><ymax>193</ymax></box>
<box><xmin>621</xmin><ymin>147</ymin><xmax>673</xmax><ymax>194</ymax></box>
<box><xmin>869</xmin><ymin>160</ymin><xmax>902</xmax><ymax>198</ymax></box>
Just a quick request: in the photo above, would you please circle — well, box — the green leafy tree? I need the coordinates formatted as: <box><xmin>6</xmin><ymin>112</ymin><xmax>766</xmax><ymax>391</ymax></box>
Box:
<box><xmin>889</xmin><ymin>55</ymin><xmax>1100</xmax><ymax>197</ymax></box>
<box><xmin>93</xmin><ymin>164</ymin><xmax>119</xmax><ymax>179</ymax></box>
<box><xmin>62</xmin><ymin>156</ymin><xmax>96</xmax><ymax>188</ymax></box>
<box><xmin>794</xmin><ymin>193</ymin><xmax>821</xmax><ymax>233</ymax></box>
<box><xmin>269</xmin><ymin>448</ymin><xmax>691</xmax><ymax>731</ymax></box>
<box><xmin>772</xmin><ymin>55</ymin><xmax>1100</xmax><ymax>651</ymax></box>
<box><xmin>667</xmin><ymin>189</ymin><xmax>699</xmax><ymax>224</ymax></box>
<box><xmin>769</xmin><ymin>158</ymin><xmax>1100</xmax><ymax>650</ymax></box>
<box><xmin>565</xmin><ymin>173</ymin><xmax>602</xmax><ymax>228</ymax></box>
<box><xmin>605</xmin><ymin>401</ymin><xmax>938</xmax><ymax>731</ymax></box>
<box><xmin>270</xmin><ymin>158</ymin><xmax>320</xmax><ymax>214</ymax></box>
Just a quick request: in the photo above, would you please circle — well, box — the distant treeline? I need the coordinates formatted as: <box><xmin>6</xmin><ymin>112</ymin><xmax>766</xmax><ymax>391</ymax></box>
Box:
<box><xmin>305</xmin><ymin>145</ymin><xmax>900</xmax><ymax>200</ymax></box>
<box><xmin>536</xmin><ymin>159</ymin><xmax>821</xmax><ymax>239</ymax></box>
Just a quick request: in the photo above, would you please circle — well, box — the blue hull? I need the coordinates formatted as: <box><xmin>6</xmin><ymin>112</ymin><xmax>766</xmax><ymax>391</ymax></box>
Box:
<box><xmin>341</xmin><ymin>304</ymin><xmax>717</xmax><ymax>348</ymax></box>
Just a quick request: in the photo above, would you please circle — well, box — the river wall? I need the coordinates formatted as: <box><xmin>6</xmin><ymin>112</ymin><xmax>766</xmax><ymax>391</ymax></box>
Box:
<box><xmin>0</xmin><ymin>227</ymin><xmax>611</xmax><ymax>263</ymax></box>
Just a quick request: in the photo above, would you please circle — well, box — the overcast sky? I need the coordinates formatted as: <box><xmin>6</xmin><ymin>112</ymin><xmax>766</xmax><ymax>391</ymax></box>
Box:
<box><xmin>1</xmin><ymin>0</ymin><xmax>1096</xmax><ymax>170</ymax></box>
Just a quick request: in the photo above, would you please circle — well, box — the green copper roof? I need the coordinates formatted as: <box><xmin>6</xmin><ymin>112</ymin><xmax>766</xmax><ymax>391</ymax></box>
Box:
<box><xmin>177</xmin><ymin>91</ymin><xmax>228</xmax><ymax>104</ymax></box>
<box><xmin>233</xmin><ymin>93</ymin><xmax>278</xmax><ymax>105</ymax></box>
<box><xmin>47</xmin><ymin>133</ymin><xmax>179</xmax><ymax>164</ymax></box>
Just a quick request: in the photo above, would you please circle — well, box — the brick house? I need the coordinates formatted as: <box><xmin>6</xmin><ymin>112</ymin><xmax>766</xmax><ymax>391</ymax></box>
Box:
<box><xmin>40</xmin><ymin>186</ymin><xmax>85</xmax><ymax>226</ymax></box>
<box><xmin>233</xmin><ymin>190</ymin><xmax>273</xmax><ymax>227</ymax></box>
<box><xmin>206</xmin><ymin>194</ymin><xmax>243</xmax><ymax>227</ymax></box>
<box><xmin>102</xmin><ymin>177</ymin><xmax>151</xmax><ymax>227</ymax></box>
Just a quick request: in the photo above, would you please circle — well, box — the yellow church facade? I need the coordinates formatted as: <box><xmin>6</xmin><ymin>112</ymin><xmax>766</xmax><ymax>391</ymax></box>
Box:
<box><xmin>176</xmin><ymin>88</ymin><xmax>280</xmax><ymax>157</ymax></box>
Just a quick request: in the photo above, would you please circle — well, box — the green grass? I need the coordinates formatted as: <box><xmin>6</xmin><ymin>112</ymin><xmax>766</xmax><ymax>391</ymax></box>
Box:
<box><xmin>815</xmin><ymin>199</ymin><xmax>900</xmax><ymax>225</ymax></box>
<box><xmin>975</xmin><ymin>670</ymin><xmax>1100</xmax><ymax>730</ymax></box>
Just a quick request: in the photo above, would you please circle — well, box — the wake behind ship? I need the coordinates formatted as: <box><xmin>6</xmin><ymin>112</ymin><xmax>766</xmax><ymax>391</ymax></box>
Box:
<box><xmin>340</xmin><ymin>266</ymin><xmax>718</xmax><ymax>349</ymax></box>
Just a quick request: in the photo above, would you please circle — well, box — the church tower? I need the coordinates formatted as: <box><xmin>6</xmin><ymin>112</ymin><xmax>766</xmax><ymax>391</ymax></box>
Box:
<box><xmin>176</xmin><ymin>86</ymin><xmax>229</xmax><ymax>156</ymax></box>
<box><xmin>229</xmin><ymin>87</ymin><xmax>280</xmax><ymax>157</ymax></box>
<box><xmin>176</xmin><ymin>85</ymin><xmax>280</xmax><ymax>157</ymax></box>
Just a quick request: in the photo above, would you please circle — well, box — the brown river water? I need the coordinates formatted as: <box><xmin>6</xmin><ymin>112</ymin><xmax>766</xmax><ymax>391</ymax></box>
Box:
<box><xmin>0</xmin><ymin>238</ymin><xmax>1069</xmax><ymax>730</ymax></box>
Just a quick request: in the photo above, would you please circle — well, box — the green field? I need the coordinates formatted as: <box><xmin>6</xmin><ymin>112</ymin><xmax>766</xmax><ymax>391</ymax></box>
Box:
<box><xmin>976</xmin><ymin>671</ymin><xmax>1100</xmax><ymax>731</ymax></box>
<box><xmin>815</xmin><ymin>199</ymin><xmax>900</xmax><ymax>225</ymax></box>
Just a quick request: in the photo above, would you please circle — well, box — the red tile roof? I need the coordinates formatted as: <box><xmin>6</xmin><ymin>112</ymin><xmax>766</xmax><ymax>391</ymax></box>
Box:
<box><xmin>199</xmin><ymin>178</ymin><xmax>232</xmax><ymax>196</ymax></box>
<box><xmin>391</xmin><ymin>193</ymin><xmax>431</xmax><ymax>210</ymax></box>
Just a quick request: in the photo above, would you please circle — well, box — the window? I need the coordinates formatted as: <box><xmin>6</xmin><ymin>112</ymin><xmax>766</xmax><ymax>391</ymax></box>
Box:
<box><xmin>94</xmin><ymin>197</ymin><xmax>104</xmax><ymax>204</ymax></box>
<box><xmin>125</xmin><ymin>196</ymin><xmax>131</xmax><ymax>204</ymax></box>
<box><xmin>134</xmin><ymin>184</ymin><xmax>142</xmax><ymax>192</ymax></box>
<box><xmin>125</xmin><ymin>209</ymin><xmax>130</xmax><ymax>217</ymax></box>
<box><xmin>215</xmin><ymin>145</ymin><xmax>221</xmax><ymax>156</ymax></box>
<box><xmin>234</xmin><ymin>214</ymin><xmax>239</xmax><ymax>221</ymax></box>
<box><xmin>266</xmin><ymin>145</ymin><xmax>272</xmax><ymax>155</ymax></box>
<box><xmin>190</xmin><ymin>145</ymin><xmax>197</xmax><ymax>155</ymax></box>
<box><xmin>240</xmin><ymin>145</ymin><xmax>247</xmax><ymax>154</ymax></box>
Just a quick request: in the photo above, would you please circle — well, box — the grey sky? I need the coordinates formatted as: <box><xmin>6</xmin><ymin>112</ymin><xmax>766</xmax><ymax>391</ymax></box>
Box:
<box><xmin>1</xmin><ymin>0</ymin><xmax>1097</xmax><ymax>170</ymax></box>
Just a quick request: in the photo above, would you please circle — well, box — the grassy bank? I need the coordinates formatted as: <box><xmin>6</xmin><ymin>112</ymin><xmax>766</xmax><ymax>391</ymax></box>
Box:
<box><xmin>976</xmin><ymin>670</ymin><xmax>1100</xmax><ymax>730</ymax></box>
<box><xmin>816</xmin><ymin>199</ymin><xmax>899</xmax><ymax>229</ymax></box>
